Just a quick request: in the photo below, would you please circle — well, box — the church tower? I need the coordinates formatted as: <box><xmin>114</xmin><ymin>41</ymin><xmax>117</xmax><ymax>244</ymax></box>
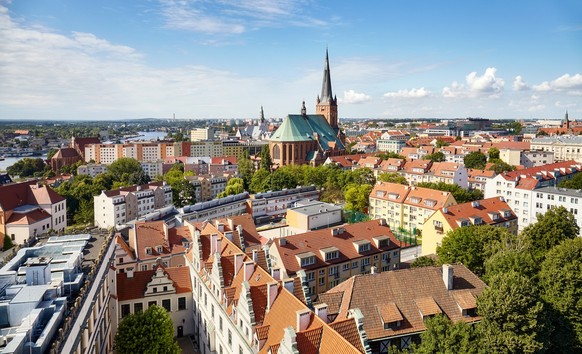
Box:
<box><xmin>565</xmin><ymin>110</ymin><xmax>570</xmax><ymax>130</ymax></box>
<box><xmin>316</xmin><ymin>49</ymin><xmax>338</xmax><ymax>129</ymax></box>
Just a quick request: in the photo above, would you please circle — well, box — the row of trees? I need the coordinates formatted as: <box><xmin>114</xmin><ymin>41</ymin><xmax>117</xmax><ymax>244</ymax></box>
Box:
<box><xmin>407</xmin><ymin>207</ymin><xmax>581</xmax><ymax>353</ymax></box>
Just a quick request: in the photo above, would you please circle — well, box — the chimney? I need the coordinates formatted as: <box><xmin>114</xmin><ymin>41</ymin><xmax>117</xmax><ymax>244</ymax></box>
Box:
<box><xmin>234</xmin><ymin>253</ymin><xmax>244</xmax><ymax>275</ymax></box>
<box><xmin>252</xmin><ymin>250</ymin><xmax>259</xmax><ymax>263</ymax></box>
<box><xmin>314</xmin><ymin>303</ymin><xmax>329</xmax><ymax>323</ymax></box>
<box><xmin>442</xmin><ymin>264</ymin><xmax>454</xmax><ymax>290</ymax></box>
<box><xmin>267</xmin><ymin>282</ymin><xmax>278</xmax><ymax>310</ymax></box>
<box><xmin>126</xmin><ymin>268</ymin><xmax>134</xmax><ymax>278</ymax></box>
<box><xmin>215</xmin><ymin>237</ymin><xmax>222</xmax><ymax>254</ymax></box>
<box><xmin>296</xmin><ymin>309</ymin><xmax>311</xmax><ymax>332</ymax></box>
<box><xmin>283</xmin><ymin>278</ymin><xmax>294</xmax><ymax>293</ymax></box>
<box><xmin>243</xmin><ymin>261</ymin><xmax>254</xmax><ymax>282</ymax></box>
<box><xmin>216</xmin><ymin>221</ymin><xmax>225</xmax><ymax>232</ymax></box>
<box><xmin>279</xmin><ymin>237</ymin><xmax>287</xmax><ymax>246</ymax></box>
<box><xmin>443</xmin><ymin>207</ymin><xmax>448</xmax><ymax>214</ymax></box>
<box><xmin>271</xmin><ymin>267</ymin><xmax>281</xmax><ymax>281</ymax></box>
<box><xmin>210</xmin><ymin>234</ymin><xmax>218</xmax><ymax>255</ymax></box>
<box><xmin>379</xmin><ymin>218</ymin><xmax>387</xmax><ymax>226</ymax></box>
<box><xmin>236</xmin><ymin>224</ymin><xmax>243</xmax><ymax>237</ymax></box>
<box><xmin>227</xmin><ymin>218</ymin><xmax>234</xmax><ymax>231</ymax></box>
<box><xmin>370</xmin><ymin>266</ymin><xmax>377</xmax><ymax>274</ymax></box>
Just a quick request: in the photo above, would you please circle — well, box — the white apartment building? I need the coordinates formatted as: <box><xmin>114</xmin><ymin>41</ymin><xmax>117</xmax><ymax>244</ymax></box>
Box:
<box><xmin>401</xmin><ymin>160</ymin><xmax>469</xmax><ymax>189</ymax></box>
<box><xmin>94</xmin><ymin>181</ymin><xmax>172</xmax><ymax>229</ymax></box>
<box><xmin>177</xmin><ymin>192</ymin><xmax>249</xmax><ymax>223</ymax></box>
<box><xmin>500</xmin><ymin>149</ymin><xmax>554</xmax><ymax>168</ymax></box>
<box><xmin>484</xmin><ymin>160</ymin><xmax>582</xmax><ymax>231</ymax></box>
<box><xmin>190</xmin><ymin>128</ymin><xmax>215</xmax><ymax>141</ymax></box>
<box><xmin>376</xmin><ymin>139</ymin><xmax>406</xmax><ymax>153</ymax></box>
<box><xmin>77</xmin><ymin>163</ymin><xmax>108</xmax><ymax>177</ymax></box>
<box><xmin>140</xmin><ymin>161</ymin><xmax>164</xmax><ymax>178</ymax></box>
<box><xmin>532</xmin><ymin>187</ymin><xmax>582</xmax><ymax>232</ymax></box>
<box><xmin>531</xmin><ymin>136</ymin><xmax>582</xmax><ymax>162</ymax></box>
<box><xmin>247</xmin><ymin>185</ymin><xmax>320</xmax><ymax>221</ymax></box>
<box><xmin>190</xmin><ymin>141</ymin><xmax>223</xmax><ymax>157</ymax></box>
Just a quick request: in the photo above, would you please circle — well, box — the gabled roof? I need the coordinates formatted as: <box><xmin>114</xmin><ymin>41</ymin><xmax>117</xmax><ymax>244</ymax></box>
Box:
<box><xmin>0</xmin><ymin>180</ymin><xmax>64</xmax><ymax>212</ymax></box>
<box><xmin>274</xmin><ymin>220</ymin><xmax>401</xmax><ymax>276</ymax></box>
<box><xmin>116</xmin><ymin>265</ymin><xmax>192</xmax><ymax>301</ymax></box>
<box><xmin>439</xmin><ymin>197</ymin><xmax>517</xmax><ymax>229</ymax></box>
<box><xmin>102</xmin><ymin>181</ymin><xmax>167</xmax><ymax>197</ymax></box>
<box><xmin>6</xmin><ymin>209</ymin><xmax>51</xmax><ymax>225</ymax></box>
<box><xmin>317</xmin><ymin>265</ymin><xmax>486</xmax><ymax>341</ymax></box>
<box><xmin>270</xmin><ymin>115</ymin><xmax>345</xmax><ymax>151</ymax></box>
<box><xmin>52</xmin><ymin>148</ymin><xmax>80</xmax><ymax>159</ymax></box>
<box><xmin>404</xmin><ymin>187</ymin><xmax>453</xmax><ymax>210</ymax></box>
<box><xmin>370</xmin><ymin>182</ymin><xmax>410</xmax><ymax>203</ymax></box>
<box><xmin>132</xmin><ymin>221</ymin><xmax>191</xmax><ymax>260</ymax></box>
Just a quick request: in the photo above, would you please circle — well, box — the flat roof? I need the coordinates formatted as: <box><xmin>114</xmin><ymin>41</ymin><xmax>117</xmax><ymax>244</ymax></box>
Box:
<box><xmin>536</xmin><ymin>186</ymin><xmax>582</xmax><ymax>197</ymax></box>
<box><xmin>288</xmin><ymin>201</ymin><xmax>342</xmax><ymax>216</ymax></box>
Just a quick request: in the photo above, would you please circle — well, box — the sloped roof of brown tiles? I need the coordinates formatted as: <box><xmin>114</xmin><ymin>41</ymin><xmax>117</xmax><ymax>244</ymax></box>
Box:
<box><xmin>429</xmin><ymin>162</ymin><xmax>463</xmax><ymax>177</ymax></box>
<box><xmin>329</xmin><ymin>319</ymin><xmax>365</xmax><ymax>353</ymax></box>
<box><xmin>378</xmin><ymin>158</ymin><xmax>406</xmax><ymax>171</ymax></box>
<box><xmin>0</xmin><ymin>180</ymin><xmax>64</xmax><ymax>212</ymax></box>
<box><xmin>115</xmin><ymin>235</ymin><xmax>136</xmax><ymax>260</ymax></box>
<box><xmin>467</xmin><ymin>168</ymin><xmax>496</xmax><ymax>179</ymax></box>
<box><xmin>273</xmin><ymin>220</ymin><xmax>400</xmax><ymax>276</ymax></box>
<box><xmin>404</xmin><ymin>159</ymin><xmax>432</xmax><ymax>174</ymax></box>
<box><xmin>116</xmin><ymin>265</ymin><xmax>192</xmax><ymax>301</ymax></box>
<box><xmin>370</xmin><ymin>182</ymin><xmax>410</xmax><ymax>203</ymax></box>
<box><xmin>296</xmin><ymin>327</ymin><xmax>323</xmax><ymax>354</ymax></box>
<box><xmin>6</xmin><ymin>209</ymin><xmax>51</xmax><ymax>225</ymax></box>
<box><xmin>376</xmin><ymin>302</ymin><xmax>403</xmax><ymax>323</ymax></box>
<box><xmin>501</xmin><ymin>160</ymin><xmax>580</xmax><ymax>182</ymax></box>
<box><xmin>211</xmin><ymin>156</ymin><xmax>238</xmax><ymax>165</ymax></box>
<box><xmin>133</xmin><ymin>221</ymin><xmax>189</xmax><ymax>260</ymax></box>
<box><xmin>318</xmin><ymin>265</ymin><xmax>486</xmax><ymax>340</ymax></box>
<box><xmin>440</xmin><ymin>197</ymin><xmax>517</xmax><ymax>229</ymax></box>
<box><xmin>52</xmin><ymin>148</ymin><xmax>80</xmax><ymax>159</ymax></box>
<box><xmin>403</xmin><ymin>187</ymin><xmax>453</xmax><ymax>210</ymax></box>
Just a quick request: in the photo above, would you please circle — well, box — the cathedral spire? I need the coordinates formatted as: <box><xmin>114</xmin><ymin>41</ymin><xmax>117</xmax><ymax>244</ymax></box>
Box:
<box><xmin>320</xmin><ymin>48</ymin><xmax>333</xmax><ymax>104</ymax></box>
<box><xmin>260</xmin><ymin>106</ymin><xmax>265</xmax><ymax>124</ymax></box>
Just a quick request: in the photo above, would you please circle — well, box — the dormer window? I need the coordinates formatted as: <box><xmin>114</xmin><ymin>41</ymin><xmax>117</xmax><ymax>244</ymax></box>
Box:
<box><xmin>145</xmin><ymin>247</ymin><xmax>152</xmax><ymax>255</ymax></box>
<box><xmin>410</xmin><ymin>197</ymin><xmax>421</xmax><ymax>204</ymax></box>
<box><xmin>156</xmin><ymin>245</ymin><xmax>163</xmax><ymax>253</ymax></box>
<box><xmin>353</xmin><ymin>240</ymin><xmax>371</xmax><ymax>253</ymax></box>
<box><xmin>502</xmin><ymin>210</ymin><xmax>512</xmax><ymax>218</ymax></box>
<box><xmin>457</xmin><ymin>218</ymin><xmax>470</xmax><ymax>227</ymax></box>
<box><xmin>297</xmin><ymin>252</ymin><xmax>316</xmax><ymax>267</ymax></box>
<box><xmin>388</xmin><ymin>193</ymin><xmax>399</xmax><ymax>200</ymax></box>
<box><xmin>489</xmin><ymin>212</ymin><xmax>500</xmax><ymax>221</ymax></box>
<box><xmin>320</xmin><ymin>247</ymin><xmax>340</xmax><ymax>261</ymax></box>
<box><xmin>423</xmin><ymin>199</ymin><xmax>436</xmax><ymax>208</ymax></box>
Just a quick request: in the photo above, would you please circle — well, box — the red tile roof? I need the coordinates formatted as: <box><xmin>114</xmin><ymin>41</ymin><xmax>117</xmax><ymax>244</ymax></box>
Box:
<box><xmin>116</xmin><ymin>265</ymin><xmax>192</xmax><ymax>301</ymax></box>
<box><xmin>6</xmin><ymin>209</ymin><xmax>51</xmax><ymax>225</ymax></box>
<box><xmin>0</xmin><ymin>180</ymin><xmax>64</xmax><ymax>212</ymax></box>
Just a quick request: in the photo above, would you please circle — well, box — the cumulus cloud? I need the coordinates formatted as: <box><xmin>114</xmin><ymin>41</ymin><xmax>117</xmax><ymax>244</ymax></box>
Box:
<box><xmin>512</xmin><ymin>76</ymin><xmax>529</xmax><ymax>91</ymax></box>
<box><xmin>384</xmin><ymin>87</ymin><xmax>430</xmax><ymax>98</ymax></box>
<box><xmin>528</xmin><ymin>104</ymin><xmax>546</xmax><ymax>112</ymax></box>
<box><xmin>342</xmin><ymin>90</ymin><xmax>371</xmax><ymax>104</ymax></box>
<box><xmin>533</xmin><ymin>73</ymin><xmax>582</xmax><ymax>94</ymax></box>
<box><xmin>442</xmin><ymin>67</ymin><xmax>504</xmax><ymax>98</ymax></box>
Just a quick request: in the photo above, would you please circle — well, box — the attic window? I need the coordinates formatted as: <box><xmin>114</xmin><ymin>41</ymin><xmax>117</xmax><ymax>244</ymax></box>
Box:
<box><xmin>145</xmin><ymin>247</ymin><xmax>152</xmax><ymax>255</ymax></box>
<box><xmin>320</xmin><ymin>247</ymin><xmax>340</xmax><ymax>261</ymax></box>
<box><xmin>384</xmin><ymin>320</ymin><xmax>402</xmax><ymax>330</ymax></box>
<box><xmin>156</xmin><ymin>245</ymin><xmax>163</xmax><ymax>253</ymax></box>
<box><xmin>489</xmin><ymin>212</ymin><xmax>500</xmax><ymax>221</ymax></box>
<box><xmin>423</xmin><ymin>199</ymin><xmax>437</xmax><ymax>207</ymax></box>
<box><xmin>388</xmin><ymin>193</ymin><xmax>399</xmax><ymax>200</ymax></box>
<box><xmin>502</xmin><ymin>210</ymin><xmax>512</xmax><ymax>218</ymax></box>
<box><xmin>410</xmin><ymin>197</ymin><xmax>421</xmax><ymax>204</ymax></box>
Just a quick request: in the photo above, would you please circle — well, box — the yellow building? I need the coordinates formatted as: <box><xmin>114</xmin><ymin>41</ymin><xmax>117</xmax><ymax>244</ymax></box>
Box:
<box><xmin>422</xmin><ymin>197</ymin><xmax>518</xmax><ymax>256</ymax></box>
<box><xmin>369</xmin><ymin>182</ymin><xmax>457</xmax><ymax>235</ymax></box>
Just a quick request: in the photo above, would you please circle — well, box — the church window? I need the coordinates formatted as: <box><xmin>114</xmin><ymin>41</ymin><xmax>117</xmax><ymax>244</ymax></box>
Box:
<box><xmin>273</xmin><ymin>145</ymin><xmax>281</xmax><ymax>160</ymax></box>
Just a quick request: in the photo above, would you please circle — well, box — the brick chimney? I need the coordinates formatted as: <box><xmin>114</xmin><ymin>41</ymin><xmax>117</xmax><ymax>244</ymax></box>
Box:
<box><xmin>314</xmin><ymin>303</ymin><xmax>328</xmax><ymax>323</ymax></box>
<box><xmin>271</xmin><ymin>267</ymin><xmax>281</xmax><ymax>281</ymax></box>
<box><xmin>296</xmin><ymin>309</ymin><xmax>311</xmax><ymax>332</ymax></box>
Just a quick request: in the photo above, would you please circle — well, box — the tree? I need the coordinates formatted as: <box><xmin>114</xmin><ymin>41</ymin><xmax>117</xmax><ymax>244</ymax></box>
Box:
<box><xmin>410</xmin><ymin>256</ymin><xmax>436</xmax><ymax>268</ymax></box>
<box><xmin>508</xmin><ymin>121</ymin><xmax>523</xmax><ymax>134</ymax></box>
<box><xmin>7</xmin><ymin>157</ymin><xmax>47</xmax><ymax>177</ymax></box>
<box><xmin>73</xmin><ymin>199</ymin><xmax>94</xmax><ymax>225</ymax></box>
<box><xmin>435</xmin><ymin>138</ymin><xmax>450</xmax><ymax>148</ymax></box>
<box><xmin>437</xmin><ymin>225</ymin><xmax>509</xmax><ymax>276</ymax></box>
<box><xmin>3</xmin><ymin>235</ymin><xmax>14</xmax><ymax>251</ymax></box>
<box><xmin>340</xmin><ymin>167</ymin><xmax>376</xmax><ymax>187</ymax></box>
<box><xmin>114</xmin><ymin>305</ymin><xmax>180</xmax><ymax>354</ymax></box>
<box><xmin>376</xmin><ymin>152</ymin><xmax>406</xmax><ymax>160</ymax></box>
<box><xmin>416</xmin><ymin>182</ymin><xmax>483</xmax><ymax>203</ymax></box>
<box><xmin>344</xmin><ymin>184</ymin><xmax>372</xmax><ymax>213</ymax></box>
<box><xmin>463</xmin><ymin>151</ymin><xmax>487</xmax><ymax>169</ymax></box>
<box><xmin>484</xmin><ymin>233</ymin><xmax>538</xmax><ymax>282</ymax></box>
<box><xmin>238</xmin><ymin>150</ymin><xmax>254</xmax><ymax>189</ymax></box>
<box><xmin>249</xmin><ymin>169</ymin><xmax>271</xmax><ymax>193</ymax></box>
<box><xmin>487</xmin><ymin>147</ymin><xmax>500</xmax><ymax>160</ymax></box>
<box><xmin>377</xmin><ymin>172</ymin><xmax>408</xmax><ymax>185</ymax></box>
<box><xmin>558</xmin><ymin>173</ymin><xmax>582</xmax><ymax>189</ymax></box>
<box><xmin>487</xmin><ymin>160</ymin><xmax>516</xmax><ymax>174</ymax></box>
<box><xmin>477</xmin><ymin>271</ymin><xmax>550</xmax><ymax>354</ymax></box>
<box><xmin>540</xmin><ymin>238</ymin><xmax>582</xmax><ymax>351</ymax></box>
<box><xmin>260</xmin><ymin>144</ymin><xmax>272</xmax><ymax>172</ymax></box>
<box><xmin>520</xmin><ymin>206</ymin><xmax>579</xmax><ymax>262</ymax></box>
<box><xmin>270</xmin><ymin>168</ymin><xmax>298</xmax><ymax>191</ymax></box>
<box><xmin>413</xmin><ymin>314</ymin><xmax>479</xmax><ymax>354</ymax></box>
<box><xmin>47</xmin><ymin>148</ymin><xmax>58</xmax><ymax>160</ymax></box>
<box><xmin>107</xmin><ymin>157</ymin><xmax>149</xmax><ymax>186</ymax></box>
<box><xmin>423</xmin><ymin>151</ymin><xmax>446</xmax><ymax>162</ymax></box>
<box><xmin>217</xmin><ymin>178</ymin><xmax>245</xmax><ymax>198</ymax></box>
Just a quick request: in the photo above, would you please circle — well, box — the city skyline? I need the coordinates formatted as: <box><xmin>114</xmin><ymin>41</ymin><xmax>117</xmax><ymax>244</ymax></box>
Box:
<box><xmin>1</xmin><ymin>0</ymin><xmax>581</xmax><ymax>120</ymax></box>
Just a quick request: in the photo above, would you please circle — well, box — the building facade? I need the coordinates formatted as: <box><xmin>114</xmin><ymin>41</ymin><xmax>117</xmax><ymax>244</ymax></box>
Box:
<box><xmin>531</xmin><ymin>136</ymin><xmax>582</xmax><ymax>162</ymax></box>
<box><xmin>247</xmin><ymin>185</ymin><xmax>320</xmax><ymax>221</ymax></box>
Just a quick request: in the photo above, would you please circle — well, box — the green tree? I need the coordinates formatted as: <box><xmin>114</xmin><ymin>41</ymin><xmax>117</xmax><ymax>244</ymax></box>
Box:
<box><xmin>423</xmin><ymin>151</ymin><xmax>446</xmax><ymax>162</ymax></box>
<box><xmin>249</xmin><ymin>169</ymin><xmax>271</xmax><ymax>193</ymax></box>
<box><xmin>47</xmin><ymin>148</ymin><xmax>58</xmax><ymax>160</ymax></box>
<box><xmin>344</xmin><ymin>184</ymin><xmax>372</xmax><ymax>213</ymax></box>
<box><xmin>416</xmin><ymin>182</ymin><xmax>483</xmax><ymax>203</ymax></box>
<box><xmin>437</xmin><ymin>225</ymin><xmax>509</xmax><ymax>276</ymax></box>
<box><xmin>558</xmin><ymin>173</ymin><xmax>582</xmax><ymax>189</ymax></box>
<box><xmin>435</xmin><ymin>138</ymin><xmax>450</xmax><ymax>148</ymax></box>
<box><xmin>217</xmin><ymin>178</ymin><xmax>245</xmax><ymax>198</ymax></box>
<box><xmin>484</xmin><ymin>233</ymin><xmax>538</xmax><ymax>282</ymax></box>
<box><xmin>508</xmin><ymin>121</ymin><xmax>523</xmax><ymax>134</ymax></box>
<box><xmin>376</xmin><ymin>152</ymin><xmax>406</xmax><ymax>160</ymax></box>
<box><xmin>340</xmin><ymin>167</ymin><xmax>376</xmax><ymax>187</ymax></box>
<box><xmin>463</xmin><ymin>151</ymin><xmax>487</xmax><ymax>169</ymax></box>
<box><xmin>487</xmin><ymin>160</ymin><xmax>516</xmax><ymax>174</ymax></box>
<box><xmin>377</xmin><ymin>172</ymin><xmax>408</xmax><ymax>185</ymax></box>
<box><xmin>270</xmin><ymin>168</ymin><xmax>298</xmax><ymax>191</ymax></box>
<box><xmin>487</xmin><ymin>147</ymin><xmax>500</xmax><ymax>160</ymax></box>
<box><xmin>540</xmin><ymin>238</ymin><xmax>582</xmax><ymax>351</ymax></box>
<box><xmin>114</xmin><ymin>305</ymin><xmax>180</xmax><ymax>354</ymax></box>
<box><xmin>414</xmin><ymin>314</ymin><xmax>479</xmax><ymax>354</ymax></box>
<box><xmin>520</xmin><ymin>206</ymin><xmax>579</xmax><ymax>262</ymax></box>
<box><xmin>107</xmin><ymin>157</ymin><xmax>149</xmax><ymax>186</ymax></box>
<box><xmin>3</xmin><ymin>235</ymin><xmax>14</xmax><ymax>251</ymax></box>
<box><xmin>478</xmin><ymin>271</ymin><xmax>550</xmax><ymax>354</ymax></box>
<box><xmin>73</xmin><ymin>199</ymin><xmax>94</xmax><ymax>225</ymax></box>
<box><xmin>238</xmin><ymin>150</ymin><xmax>254</xmax><ymax>189</ymax></box>
<box><xmin>7</xmin><ymin>157</ymin><xmax>47</xmax><ymax>178</ymax></box>
<box><xmin>259</xmin><ymin>144</ymin><xmax>272</xmax><ymax>172</ymax></box>
<box><xmin>410</xmin><ymin>256</ymin><xmax>436</xmax><ymax>268</ymax></box>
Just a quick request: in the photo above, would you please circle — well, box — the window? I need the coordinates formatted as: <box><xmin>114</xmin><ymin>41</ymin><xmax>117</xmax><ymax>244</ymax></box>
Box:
<box><xmin>178</xmin><ymin>297</ymin><xmax>186</xmax><ymax>310</ymax></box>
<box><xmin>148</xmin><ymin>301</ymin><xmax>156</xmax><ymax>308</ymax></box>
<box><xmin>134</xmin><ymin>302</ymin><xmax>143</xmax><ymax>313</ymax></box>
<box><xmin>362</xmin><ymin>258</ymin><xmax>370</xmax><ymax>266</ymax></box>
<box><xmin>352</xmin><ymin>261</ymin><xmax>358</xmax><ymax>269</ymax></box>
<box><xmin>319</xmin><ymin>277</ymin><xmax>325</xmax><ymax>286</ymax></box>
<box><xmin>300</xmin><ymin>255</ymin><xmax>315</xmax><ymax>267</ymax></box>
<box><xmin>343</xmin><ymin>263</ymin><xmax>350</xmax><ymax>271</ymax></box>
<box><xmin>325</xmin><ymin>250</ymin><xmax>339</xmax><ymax>261</ymax></box>
<box><xmin>121</xmin><ymin>304</ymin><xmax>130</xmax><ymax>318</ymax></box>
<box><xmin>358</xmin><ymin>243</ymin><xmax>370</xmax><ymax>253</ymax></box>
<box><xmin>228</xmin><ymin>330</ymin><xmax>232</xmax><ymax>346</ymax></box>
<box><xmin>219</xmin><ymin>316</ymin><xmax>223</xmax><ymax>332</ymax></box>
<box><xmin>162</xmin><ymin>299</ymin><xmax>171</xmax><ymax>311</ymax></box>
<box><xmin>141</xmin><ymin>264</ymin><xmax>148</xmax><ymax>271</ymax></box>
<box><xmin>306</xmin><ymin>272</ymin><xmax>315</xmax><ymax>281</ymax></box>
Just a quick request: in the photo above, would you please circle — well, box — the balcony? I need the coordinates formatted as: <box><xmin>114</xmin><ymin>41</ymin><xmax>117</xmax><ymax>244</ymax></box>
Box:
<box><xmin>434</xmin><ymin>225</ymin><xmax>444</xmax><ymax>234</ymax></box>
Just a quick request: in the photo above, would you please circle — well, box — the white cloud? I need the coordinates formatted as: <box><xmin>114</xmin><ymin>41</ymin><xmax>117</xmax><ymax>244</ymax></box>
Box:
<box><xmin>555</xmin><ymin>101</ymin><xmax>576</xmax><ymax>108</ymax></box>
<box><xmin>533</xmin><ymin>81</ymin><xmax>552</xmax><ymax>91</ymax></box>
<box><xmin>342</xmin><ymin>90</ymin><xmax>371</xmax><ymax>104</ymax></box>
<box><xmin>158</xmin><ymin>0</ymin><xmax>330</xmax><ymax>35</ymax></box>
<box><xmin>512</xmin><ymin>76</ymin><xmax>529</xmax><ymax>91</ymax></box>
<box><xmin>384</xmin><ymin>87</ymin><xmax>430</xmax><ymax>98</ymax></box>
<box><xmin>528</xmin><ymin>104</ymin><xmax>546</xmax><ymax>112</ymax></box>
<box><xmin>442</xmin><ymin>67</ymin><xmax>504</xmax><ymax>98</ymax></box>
<box><xmin>533</xmin><ymin>73</ymin><xmax>582</xmax><ymax>94</ymax></box>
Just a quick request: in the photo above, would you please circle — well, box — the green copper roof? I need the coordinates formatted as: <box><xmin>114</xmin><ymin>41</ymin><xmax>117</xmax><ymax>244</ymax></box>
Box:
<box><xmin>269</xmin><ymin>114</ymin><xmax>345</xmax><ymax>151</ymax></box>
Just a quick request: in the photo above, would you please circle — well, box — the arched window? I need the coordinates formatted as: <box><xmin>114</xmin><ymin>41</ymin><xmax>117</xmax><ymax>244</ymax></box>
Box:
<box><xmin>273</xmin><ymin>145</ymin><xmax>281</xmax><ymax>160</ymax></box>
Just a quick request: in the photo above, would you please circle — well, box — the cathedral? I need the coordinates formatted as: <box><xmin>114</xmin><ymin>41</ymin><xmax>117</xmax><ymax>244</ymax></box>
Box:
<box><xmin>269</xmin><ymin>50</ymin><xmax>347</xmax><ymax>167</ymax></box>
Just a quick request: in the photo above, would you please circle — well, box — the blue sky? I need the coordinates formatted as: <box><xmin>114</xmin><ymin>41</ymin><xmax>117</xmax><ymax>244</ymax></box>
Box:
<box><xmin>1</xmin><ymin>0</ymin><xmax>581</xmax><ymax>120</ymax></box>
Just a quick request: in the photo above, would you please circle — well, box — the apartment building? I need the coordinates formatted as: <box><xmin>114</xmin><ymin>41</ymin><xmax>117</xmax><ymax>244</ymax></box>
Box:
<box><xmin>369</xmin><ymin>182</ymin><xmax>457</xmax><ymax>235</ymax></box>
<box><xmin>209</xmin><ymin>156</ymin><xmax>238</xmax><ymax>176</ymax></box>
<box><xmin>484</xmin><ymin>160</ymin><xmax>582</xmax><ymax>231</ymax></box>
<box><xmin>377</xmin><ymin>139</ymin><xmax>406</xmax><ymax>153</ymax></box>
<box><xmin>317</xmin><ymin>264</ymin><xmax>486</xmax><ymax>352</ymax></box>
<box><xmin>422</xmin><ymin>197</ymin><xmax>518</xmax><ymax>255</ymax></box>
<box><xmin>500</xmin><ymin>149</ymin><xmax>555</xmax><ymax>168</ymax></box>
<box><xmin>187</xmin><ymin>219</ymin><xmax>369</xmax><ymax>354</ymax></box>
<box><xmin>0</xmin><ymin>180</ymin><xmax>67</xmax><ymax>245</ymax></box>
<box><xmin>269</xmin><ymin>219</ymin><xmax>402</xmax><ymax>298</ymax></box>
<box><xmin>84</xmin><ymin>141</ymin><xmax>192</xmax><ymax>164</ymax></box>
<box><xmin>247</xmin><ymin>185</ymin><xmax>320</xmax><ymax>221</ymax></box>
<box><xmin>186</xmin><ymin>175</ymin><xmax>228</xmax><ymax>202</ymax></box>
<box><xmin>77</xmin><ymin>163</ymin><xmax>107</xmax><ymax>177</ymax></box>
<box><xmin>140</xmin><ymin>161</ymin><xmax>164</xmax><ymax>178</ymax></box>
<box><xmin>531</xmin><ymin>136</ymin><xmax>582</xmax><ymax>162</ymax></box>
<box><xmin>177</xmin><ymin>192</ymin><xmax>250</xmax><ymax>224</ymax></box>
<box><xmin>94</xmin><ymin>181</ymin><xmax>173</xmax><ymax>229</ymax></box>
<box><xmin>531</xmin><ymin>187</ymin><xmax>582</xmax><ymax>232</ymax></box>
<box><xmin>467</xmin><ymin>168</ymin><xmax>496</xmax><ymax>191</ymax></box>
<box><xmin>400</xmin><ymin>160</ymin><xmax>468</xmax><ymax>189</ymax></box>
<box><xmin>190</xmin><ymin>128</ymin><xmax>215</xmax><ymax>141</ymax></box>
<box><xmin>190</xmin><ymin>141</ymin><xmax>223</xmax><ymax>157</ymax></box>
